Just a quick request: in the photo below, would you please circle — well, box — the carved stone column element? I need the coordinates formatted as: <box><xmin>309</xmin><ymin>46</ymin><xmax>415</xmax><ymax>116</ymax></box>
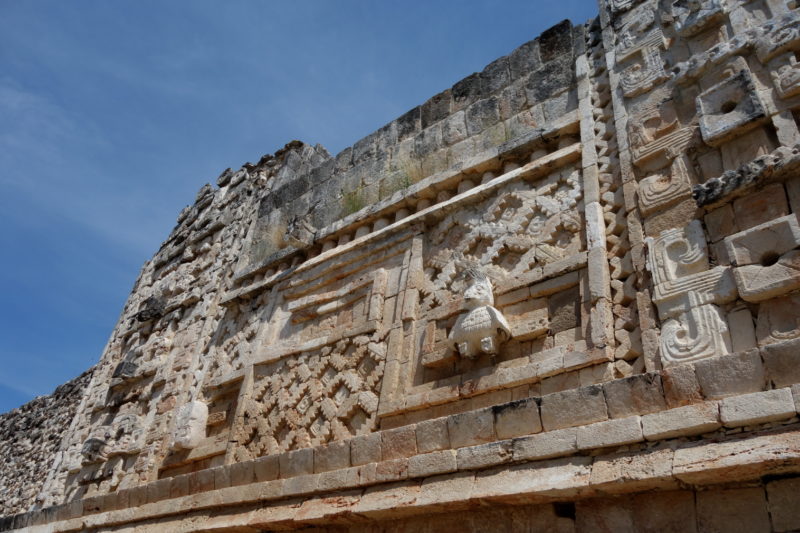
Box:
<box><xmin>646</xmin><ymin>221</ymin><xmax>737</xmax><ymax>365</ymax></box>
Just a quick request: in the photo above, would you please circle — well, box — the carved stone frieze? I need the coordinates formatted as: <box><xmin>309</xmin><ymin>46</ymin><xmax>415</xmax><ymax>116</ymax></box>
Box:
<box><xmin>755</xmin><ymin>292</ymin><xmax>800</xmax><ymax>345</ymax></box>
<box><xmin>646</xmin><ymin>221</ymin><xmax>737</xmax><ymax>365</ymax></box>
<box><xmin>660</xmin><ymin>292</ymin><xmax>732</xmax><ymax>364</ymax></box>
<box><xmin>671</xmin><ymin>0</ymin><xmax>725</xmax><ymax>37</ymax></box>
<box><xmin>620</xmin><ymin>47</ymin><xmax>670</xmax><ymax>98</ymax></box>
<box><xmin>696</xmin><ymin>69</ymin><xmax>767</xmax><ymax>147</ymax></box>
<box><xmin>235</xmin><ymin>335</ymin><xmax>385</xmax><ymax>460</ymax></box>
<box><xmin>628</xmin><ymin>101</ymin><xmax>696</xmax><ymax>168</ymax></box>
<box><xmin>638</xmin><ymin>156</ymin><xmax>694</xmax><ymax>215</ymax></box>
<box><xmin>756</xmin><ymin>15</ymin><xmax>800</xmax><ymax>63</ymax></box>
<box><xmin>772</xmin><ymin>57</ymin><xmax>800</xmax><ymax>99</ymax></box>
<box><xmin>421</xmin><ymin>168</ymin><xmax>583</xmax><ymax>313</ymax></box>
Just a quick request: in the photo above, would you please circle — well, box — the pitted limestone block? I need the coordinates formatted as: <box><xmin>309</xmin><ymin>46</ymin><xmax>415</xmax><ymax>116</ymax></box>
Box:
<box><xmin>724</xmin><ymin>215</ymin><xmax>800</xmax><ymax>267</ymax></box>
<box><xmin>734</xmin><ymin>251</ymin><xmax>800</xmax><ymax>302</ymax></box>
<box><xmin>756</xmin><ymin>293</ymin><xmax>800</xmax><ymax>346</ymax></box>
<box><xmin>696</xmin><ymin>69</ymin><xmax>767</xmax><ymax>147</ymax></box>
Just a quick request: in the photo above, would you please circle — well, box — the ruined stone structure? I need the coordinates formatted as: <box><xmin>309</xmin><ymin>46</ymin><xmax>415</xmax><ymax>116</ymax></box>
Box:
<box><xmin>4</xmin><ymin>0</ymin><xmax>800</xmax><ymax>530</ymax></box>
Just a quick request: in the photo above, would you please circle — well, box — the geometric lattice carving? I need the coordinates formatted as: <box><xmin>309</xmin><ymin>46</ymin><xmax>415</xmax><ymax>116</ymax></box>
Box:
<box><xmin>236</xmin><ymin>335</ymin><xmax>385</xmax><ymax>460</ymax></box>
<box><xmin>422</xmin><ymin>168</ymin><xmax>583</xmax><ymax>312</ymax></box>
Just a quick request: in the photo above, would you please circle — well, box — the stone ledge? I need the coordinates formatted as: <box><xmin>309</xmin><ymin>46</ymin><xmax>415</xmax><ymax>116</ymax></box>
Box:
<box><xmin>10</xmin><ymin>426</ymin><xmax>800</xmax><ymax>533</ymax></box>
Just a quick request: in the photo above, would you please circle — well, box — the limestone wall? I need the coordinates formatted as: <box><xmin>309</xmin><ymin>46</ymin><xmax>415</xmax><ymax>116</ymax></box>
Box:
<box><xmin>5</xmin><ymin>0</ymin><xmax>800</xmax><ymax>530</ymax></box>
<box><xmin>0</xmin><ymin>370</ymin><xmax>93</xmax><ymax>516</ymax></box>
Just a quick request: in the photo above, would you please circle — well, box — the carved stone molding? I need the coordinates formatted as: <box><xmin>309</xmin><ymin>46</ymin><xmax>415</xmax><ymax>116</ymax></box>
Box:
<box><xmin>620</xmin><ymin>47</ymin><xmax>670</xmax><ymax>98</ymax></box>
<box><xmin>660</xmin><ymin>292</ymin><xmax>733</xmax><ymax>364</ymax></box>
<box><xmin>756</xmin><ymin>16</ymin><xmax>800</xmax><ymax>63</ymax></box>
<box><xmin>629</xmin><ymin>102</ymin><xmax>696</xmax><ymax>169</ymax></box>
<box><xmin>638</xmin><ymin>156</ymin><xmax>694</xmax><ymax>215</ymax></box>
<box><xmin>647</xmin><ymin>221</ymin><xmax>737</xmax><ymax>366</ymax></box>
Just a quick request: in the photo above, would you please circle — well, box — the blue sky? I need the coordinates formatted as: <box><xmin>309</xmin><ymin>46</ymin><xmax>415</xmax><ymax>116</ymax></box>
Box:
<box><xmin>0</xmin><ymin>0</ymin><xmax>599</xmax><ymax>413</ymax></box>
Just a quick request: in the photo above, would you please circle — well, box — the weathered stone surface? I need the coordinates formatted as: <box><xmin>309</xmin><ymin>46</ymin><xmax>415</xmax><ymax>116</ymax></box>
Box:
<box><xmin>696</xmin><ymin>488</ymin><xmax>771</xmax><ymax>533</ymax></box>
<box><xmin>767</xmin><ymin>478</ymin><xmax>800</xmax><ymax>532</ymax></box>
<box><xmin>693</xmin><ymin>350</ymin><xmax>765</xmax><ymax>399</ymax></box>
<box><xmin>492</xmin><ymin>398</ymin><xmax>542</xmax><ymax>439</ymax></box>
<box><xmin>7</xmin><ymin>3</ymin><xmax>800</xmax><ymax>530</ymax></box>
<box><xmin>540</xmin><ymin>385</ymin><xmax>608</xmax><ymax>431</ymax></box>
<box><xmin>603</xmin><ymin>373</ymin><xmax>667</xmax><ymax>418</ymax></box>
<box><xmin>447</xmin><ymin>408</ymin><xmax>495</xmax><ymax>448</ymax></box>
<box><xmin>641</xmin><ymin>402</ymin><xmax>721</xmax><ymax>441</ymax></box>
<box><xmin>576</xmin><ymin>416</ymin><xmax>643</xmax><ymax>450</ymax></box>
<box><xmin>720</xmin><ymin>388</ymin><xmax>796</xmax><ymax>427</ymax></box>
<box><xmin>761</xmin><ymin>338</ymin><xmax>800</xmax><ymax>388</ymax></box>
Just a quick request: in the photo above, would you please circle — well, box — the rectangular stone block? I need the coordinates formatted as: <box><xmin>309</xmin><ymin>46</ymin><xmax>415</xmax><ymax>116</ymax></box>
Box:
<box><xmin>603</xmin><ymin>373</ymin><xmax>667</xmax><ymax>418</ymax></box>
<box><xmin>407</xmin><ymin>450</ymin><xmax>458</xmax><ymax>478</ymax></box>
<box><xmin>697</xmin><ymin>488</ymin><xmax>771</xmax><ymax>533</ymax></box>
<box><xmin>642</xmin><ymin>402</ymin><xmax>721</xmax><ymax>441</ymax></box>
<box><xmin>382</xmin><ymin>425</ymin><xmax>417</xmax><ymax>460</ymax></box>
<box><xmin>351</xmin><ymin>432</ymin><xmax>382</xmax><ymax>466</ymax></box>
<box><xmin>720</xmin><ymin>388</ymin><xmax>796</xmax><ymax>427</ymax></box>
<box><xmin>661</xmin><ymin>364</ymin><xmax>703</xmax><ymax>408</ymax></box>
<box><xmin>447</xmin><ymin>407</ymin><xmax>495</xmax><ymax>448</ymax></box>
<box><xmin>762</xmin><ymin>338</ymin><xmax>800</xmax><ymax>388</ymax></box>
<box><xmin>504</xmin><ymin>297</ymin><xmax>548</xmax><ymax>340</ymax></box>
<box><xmin>415</xmin><ymin>417</ymin><xmax>450</xmax><ymax>453</ymax></box>
<box><xmin>314</xmin><ymin>440</ymin><xmax>351</xmax><ymax>473</ymax></box>
<box><xmin>374</xmin><ymin>458</ymin><xmax>409</xmax><ymax>483</ymax></box>
<box><xmin>724</xmin><ymin>214</ymin><xmax>800</xmax><ymax>266</ymax></box>
<box><xmin>540</xmin><ymin>384</ymin><xmax>608</xmax><ymax>431</ymax></box>
<box><xmin>512</xmin><ymin>427</ymin><xmax>577</xmax><ymax>461</ymax></box>
<box><xmin>253</xmin><ymin>454</ymin><xmax>279</xmax><ymax>482</ymax></box>
<box><xmin>576</xmin><ymin>416</ymin><xmax>643</xmax><ymax>450</ymax></box>
<box><xmin>280</xmin><ymin>448</ymin><xmax>314</xmax><ymax>478</ymax></box>
<box><xmin>456</xmin><ymin>441</ymin><xmax>512</xmax><ymax>470</ymax></box>
<box><xmin>493</xmin><ymin>398</ymin><xmax>542</xmax><ymax>439</ymax></box>
<box><xmin>229</xmin><ymin>460</ymin><xmax>255</xmax><ymax>486</ymax></box>
<box><xmin>693</xmin><ymin>349</ymin><xmax>765</xmax><ymax>399</ymax></box>
<box><xmin>767</xmin><ymin>478</ymin><xmax>800</xmax><ymax>532</ymax></box>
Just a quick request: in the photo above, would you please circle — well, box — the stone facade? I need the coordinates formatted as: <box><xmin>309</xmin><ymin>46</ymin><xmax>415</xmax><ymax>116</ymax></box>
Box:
<box><xmin>4</xmin><ymin>0</ymin><xmax>800</xmax><ymax>530</ymax></box>
<box><xmin>0</xmin><ymin>370</ymin><xmax>93</xmax><ymax>516</ymax></box>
